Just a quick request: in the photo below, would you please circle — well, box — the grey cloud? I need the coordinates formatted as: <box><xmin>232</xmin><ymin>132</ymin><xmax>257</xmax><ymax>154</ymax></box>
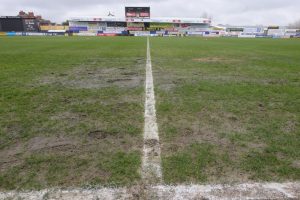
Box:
<box><xmin>0</xmin><ymin>0</ymin><xmax>299</xmax><ymax>25</ymax></box>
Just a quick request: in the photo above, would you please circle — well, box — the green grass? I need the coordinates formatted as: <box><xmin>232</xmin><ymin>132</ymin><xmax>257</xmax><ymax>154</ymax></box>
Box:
<box><xmin>0</xmin><ymin>151</ymin><xmax>140</xmax><ymax>190</ymax></box>
<box><xmin>151</xmin><ymin>37</ymin><xmax>300</xmax><ymax>184</ymax></box>
<box><xmin>1</xmin><ymin>36</ymin><xmax>299</xmax><ymax>189</ymax></box>
<box><xmin>0</xmin><ymin>37</ymin><xmax>146</xmax><ymax>190</ymax></box>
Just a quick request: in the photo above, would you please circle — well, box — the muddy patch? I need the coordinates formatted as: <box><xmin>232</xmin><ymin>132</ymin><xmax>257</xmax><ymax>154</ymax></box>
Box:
<box><xmin>0</xmin><ymin>141</ymin><xmax>24</xmax><ymax>171</ymax></box>
<box><xmin>0</xmin><ymin>131</ymin><xmax>142</xmax><ymax>180</ymax></box>
<box><xmin>0</xmin><ymin>135</ymin><xmax>78</xmax><ymax>171</ymax></box>
<box><xmin>88</xmin><ymin>130</ymin><xmax>109</xmax><ymax>140</ymax></box>
<box><xmin>144</xmin><ymin>139</ymin><xmax>161</xmax><ymax>158</ymax></box>
<box><xmin>26</xmin><ymin>136</ymin><xmax>77</xmax><ymax>152</ymax></box>
<box><xmin>50</xmin><ymin>111</ymin><xmax>82</xmax><ymax>121</ymax></box>
<box><xmin>37</xmin><ymin>60</ymin><xmax>144</xmax><ymax>89</ymax></box>
<box><xmin>291</xmin><ymin>160</ymin><xmax>300</xmax><ymax>169</ymax></box>
<box><xmin>161</xmin><ymin>111</ymin><xmax>250</xmax><ymax>154</ymax></box>
<box><xmin>281</xmin><ymin>120</ymin><xmax>298</xmax><ymax>133</ymax></box>
<box><xmin>192</xmin><ymin>57</ymin><xmax>239</xmax><ymax>63</ymax></box>
<box><xmin>156</xmin><ymin>73</ymin><xmax>291</xmax><ymax>92</ymax></box>
<box><xmin>144</xmin><ymin>139</ymin><xmax>159</xmax><ymax>147</ymax></box>
<box><xmin>153</xmin><ymin>70</ymin><xmax>186</xmax><ymax>91</ymax></box>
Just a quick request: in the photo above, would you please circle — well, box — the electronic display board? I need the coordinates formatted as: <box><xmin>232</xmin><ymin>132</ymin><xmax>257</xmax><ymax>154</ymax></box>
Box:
<box><xmin>125</xmin><ymin>7</ymin><xmax>150</xmax><ymax>18</ymax></box>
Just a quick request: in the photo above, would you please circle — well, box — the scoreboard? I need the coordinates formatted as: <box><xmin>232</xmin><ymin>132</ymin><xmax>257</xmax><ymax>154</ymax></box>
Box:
<box><xmin>0</xmin><ymin>17</ymin><xmax>24</xmax><ymax>32</ymax></box>
<box><xmin>23</xmin><ymin>19</ymin><xmax>38</xmax><ymax>32</ymax></box>
<box><xmin>0</xmin><ymin>16</ymin><xmax>38</xmax><ymax>32</ymax></box>
<box><xmin>125</xmin><ymin>7</ymin><xmax>150</xmax><ymax>18</ymax></box>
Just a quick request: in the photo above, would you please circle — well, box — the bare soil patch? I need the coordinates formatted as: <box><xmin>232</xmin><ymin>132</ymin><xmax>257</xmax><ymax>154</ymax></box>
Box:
<box><xmin>0</xmin><ymin>136</ymin><xmax>77</xmax><ymax>172</ymax></box>
<box><xmin>0</xmin><ymin>132</ymin><xmax>142</xmax><ymax>188</ymax></box>
<box><xmin>39</xmin><ymin>67</ymin><xmax>143</xmax><ymax>89</ymax></box>
<box><xmin>27</xmin><ymin>136</ymin><xmax>77</xmax><ymax>152</ymax></box>
<box><xmin>291</xmin><ymin>160</ymin><xmax>300</xmax><ymax>169</ymax></box>
<box><xmin>144</xmin><ymin>139</ymin><xmax>159</xmax><ymax>148</ymax></box>
<box><xmin>192</xmin><ymin>57</ymin><xmax>239</xmax><ymax>63</ymax></box>
<box><xmin>281</xmin><ymin>120</ymin><xmax>298</xmax><ymax>133</ymax></box>
<box><xmin>161</xmin><ymin>111</ymin><xmax>262</xmax><ymax>155</ymax></box>
<box><xmin>88</xmin><ymin>130</ymin><xmax>111</xmax><ymax>140</ymax></box>
<box><xmin>37</xmin><ymin>58</ymin><xmax>144</xmax><ymax>89</ymax></box>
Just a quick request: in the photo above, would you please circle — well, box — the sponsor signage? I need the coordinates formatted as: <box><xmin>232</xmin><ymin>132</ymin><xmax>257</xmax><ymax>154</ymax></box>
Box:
<box><xmin>126</xmin><ymin>18</ymin><xmax>151</xmax><ymax>22</ymax></box>
<box><xmin>140</xmin><ymin>12</ymin><xmax>150</xmax><ymax>17</ymax></box>
<box><xmin>26</xmin><ymin>32</ymin><xmax>45</xmax><ymax>36</ymax></box>
<box><xmin>76</xmin><ymin>32</ymin><xmax>97</xmax><ymax>36</ymax></box>
<box><xmin>69</xmin><ymin>26</ymin><xmax>88</xmax><ymax>31</ymax></box>
<box><xmin>97</xmin><ymin>33</ymin><xmax>118</xmax><ymax>36</ymax></box>
<box><xmin>6</xmin><ymin>32</ymin><xmax>16</xmax><ymax>36</ymax></box>
<box><xmin>150</xmin><ymin>23</ymin><xmax>173</xmax><ymax>28</ymax></box>
<box><xmin>69</xmin><ymin>17</ymin><xmax>210</xmax><ymax>24</ymax></box>
<box><xmin>126</xmin><ymin>12</ymin><xmax>136</xmax><ymax>17</ymax></box>
<box><xmin>127</xmin><ymin>27</ymin><xmax>143</xmax><ymax>31</ymax></box>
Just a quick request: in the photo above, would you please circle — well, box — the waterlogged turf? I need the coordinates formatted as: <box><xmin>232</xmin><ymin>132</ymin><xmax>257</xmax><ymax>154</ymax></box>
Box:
<box><xmin>0</xmin><ymin>37</ymin><xmax>146</xmax><ymax>190</ymax></box>
<box><xmin>151</xmin><ymin>37</ymin><xmax>300</xmax><ymax>184</ymax></box>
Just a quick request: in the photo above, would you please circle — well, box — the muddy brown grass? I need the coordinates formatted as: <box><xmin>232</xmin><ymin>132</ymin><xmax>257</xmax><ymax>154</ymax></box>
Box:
<box><xmin>151</xmin><ymin>37</ymin><xmax>300</xmax><ymax>184</ymax></box>
<box><xmin>37</xmin><ymin>58</ymin><xmax>145</xmax><ymax>89</ymax></box>
<box><xmin>192</xmin><ymin>57</ymin><xmax>239</xmax><ymax>63</ymax></box>
<box><xmin>0</xmin><ymin>37</ymin><xmax>146</xmax><ymax>190</ymax></box>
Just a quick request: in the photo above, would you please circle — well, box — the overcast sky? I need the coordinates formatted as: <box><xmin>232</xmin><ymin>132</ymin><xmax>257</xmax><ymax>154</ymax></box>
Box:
<box><xmin>1</xmin><ymin>0</ymin><xmax>299</xmax><ymax>25</ymax></box>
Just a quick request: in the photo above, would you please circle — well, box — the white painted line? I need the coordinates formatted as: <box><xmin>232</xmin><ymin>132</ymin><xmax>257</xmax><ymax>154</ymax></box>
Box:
<box><xmin>1</xmin><ymin>182</ymin><xmax>299</xmax><ymax>200</ymax></box>
<box><xmin>151</xmin><ymin>182</ymin><xmax>300</xmax><ymax>200</ymax></box>
<box><xmin>0</xmin><ymin>188</ymin><xmax>129</xmax><ymax>200</ymax></box>
<box><xmin>141</xmin><ymin>37</ymin><xmax>163</xmax><ymax>184</ymax></box>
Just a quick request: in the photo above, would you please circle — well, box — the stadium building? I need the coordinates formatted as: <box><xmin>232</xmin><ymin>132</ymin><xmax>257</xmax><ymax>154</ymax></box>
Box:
<box><xmin>1</xmin><ymin>7</ymin><xmax>298</xmax><ymax>38</ymax></box>
<box><xmin>69</xmin><ymin>7</ymin><xmax>211</xmax><ymax>36</ymax></box>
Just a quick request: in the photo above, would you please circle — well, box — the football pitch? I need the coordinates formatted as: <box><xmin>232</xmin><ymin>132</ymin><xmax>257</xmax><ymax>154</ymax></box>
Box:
<box><xmin>0</xmin><ymin>36</ymin><xmax>299</xmax><ymax>193</ymax></box>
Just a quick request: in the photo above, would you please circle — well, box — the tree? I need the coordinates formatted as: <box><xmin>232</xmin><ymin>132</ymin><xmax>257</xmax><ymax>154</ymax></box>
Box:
<box><xmin>62</xmin><ymin>20</ymin><xmax>69</xmax><ymax>26</ymax></box>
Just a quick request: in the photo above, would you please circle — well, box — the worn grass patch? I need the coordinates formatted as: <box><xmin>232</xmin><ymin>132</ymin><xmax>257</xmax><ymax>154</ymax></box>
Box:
<box><xmin>0</xmin><ymin>37</ymin><xmax>146</xmax><ymax>190</ymax></box>
<box><xmin>0</xmin><ymin>151</ymin><xmax>141</xmax><ymax>190</ymax></box>
<box><xmin>162</xmin><ymin>143</ymin><xmax>232</xmax><ymax>183</ymax></box>
<box><xmin>151</xmin><ymin>37</ymin><xmax>300</xmax><ymax>183</ymax></box>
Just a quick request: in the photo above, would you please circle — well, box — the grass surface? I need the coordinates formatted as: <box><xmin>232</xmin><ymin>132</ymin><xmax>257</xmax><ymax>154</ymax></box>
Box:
<box><xmin>151</xmin><ymin>37</ymin><xmax>300</xmax><ymax>184</ymax></box>
<box><xmin>0</xmin><ymin>37</ymin><xmax>146</xmax><ymax>190</ymax></box>
<box><xmin>1</xmin><ymin>36</ymin><xmax>299</xmax><ymax>189</ymax></box>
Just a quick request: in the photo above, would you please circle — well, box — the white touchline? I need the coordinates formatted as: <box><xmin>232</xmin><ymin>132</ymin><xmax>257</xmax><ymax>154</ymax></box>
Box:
<box><xmin>141</xmin><ymin>36</ymin><xmax>163</xmax><ymax>184</ymax></box>
<box><xmin>1</xmin><ymin>182</ymin><xmax>299</xmax><ymax>199</ymax></box>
